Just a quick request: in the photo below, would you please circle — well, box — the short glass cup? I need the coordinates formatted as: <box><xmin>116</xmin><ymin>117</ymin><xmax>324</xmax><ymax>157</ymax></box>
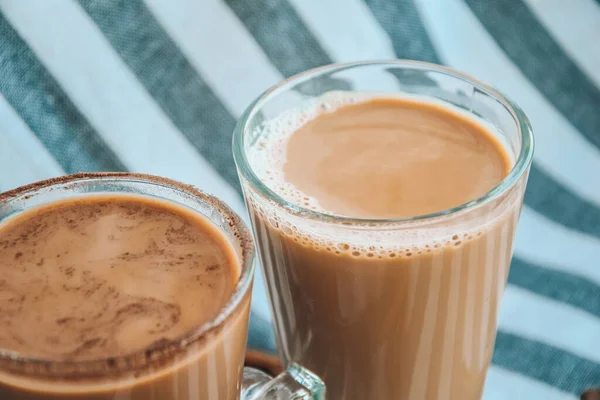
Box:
<box><xmin>0</xmin><ymin>173</ymin><xmax>325</xmax><ymax>400</ymax></box>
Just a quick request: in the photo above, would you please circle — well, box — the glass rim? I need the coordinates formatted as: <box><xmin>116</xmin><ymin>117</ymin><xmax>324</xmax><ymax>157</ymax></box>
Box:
<box><xmin>0</xmin><ymin>172</ymin><xmax>255</xmax><ymax>379</ymax></box>
<box><xmin>233</xmin><ymin>59</ymin><xmax>535</xmax><ymax>225</ymax></box>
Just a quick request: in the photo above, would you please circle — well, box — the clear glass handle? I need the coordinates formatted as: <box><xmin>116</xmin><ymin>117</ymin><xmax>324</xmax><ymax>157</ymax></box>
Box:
<box><xmin>241</xmin><ymin>363</ymin><xmax>326</xmax><ymax>400</ymax></box>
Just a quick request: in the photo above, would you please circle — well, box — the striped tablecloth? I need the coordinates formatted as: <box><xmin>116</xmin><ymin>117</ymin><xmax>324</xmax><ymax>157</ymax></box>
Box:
<box><xmin>1</xmin><ymin>0</ymin><xmax>599</xmax><ymax>398</ymax></box>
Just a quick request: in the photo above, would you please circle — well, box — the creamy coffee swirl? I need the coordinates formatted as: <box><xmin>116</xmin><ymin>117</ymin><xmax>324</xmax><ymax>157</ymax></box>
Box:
<box><xmin>0</xmin><ymin>195</ymin><xmax>239</xmax><ymax>362</ymax></box>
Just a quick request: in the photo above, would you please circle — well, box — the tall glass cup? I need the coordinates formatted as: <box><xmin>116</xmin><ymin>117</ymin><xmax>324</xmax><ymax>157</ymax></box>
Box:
<box><xmin>0</xmin><ymin>173</ymin><xmax>325</xmax><ymax>400</ymax></box>
<box><xmin>233</xmin><ymin>61</ymin><xmax>534</xmax><ymax>399</ymax></box>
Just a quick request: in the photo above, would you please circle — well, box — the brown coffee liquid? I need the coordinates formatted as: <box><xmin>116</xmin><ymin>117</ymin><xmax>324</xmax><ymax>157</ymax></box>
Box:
<box><xmin>247</xmin><ymin>96</ymin><xmax>522</xmax><ymax>399</ymax></box>
<box><xmin>0</xmin><ymin>195</ymin><xmax>249</xmax><ymax>400</ymax></box>
<box><xmin>284</xmin><ymin>98</ymin><xmax>510</xmax><ymax>218</ymax></box>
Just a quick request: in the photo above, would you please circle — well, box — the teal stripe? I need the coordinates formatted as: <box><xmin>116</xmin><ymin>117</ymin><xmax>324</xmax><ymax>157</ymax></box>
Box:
<box><xmin>364</xmin><ymin>0</ymin><xmax>441</xmax><ymax>63</ymax></box>
<box><xmin>509</xmin><ymin>258</ymin><xmax>600</xmax><ymax>318</ymax></box>
<box><xmin>223</xmin><ymin>0</ymin><xmax>336</xmax><ymax>77</ymax></box>
<box><xmin>0</xmin><ymin>15</ymin><xmax>126</xmax><ymax>173</ymax></box>
<box><xmin>465</xmin><ymin>0</ymin><xmax>600</xmax><ymax>151</ymax></box>
<box><xmin>494</xmin><ymin>331</ymin><xmax>600</xmax><ymax>395</ymax></box>
<box><xmin>527</xmin><ymin>166</ymin><xmax>600</xmax><ymax>239</ymax></box>
<box><xmin>247</xmin><ymin>312</ymin><xmax>277</xmax><ymax>354</ymax></box>
<box><xmin>77</xmin><ymin>0</ymin><xmax>240</xmax><ymax>191</ymax></box>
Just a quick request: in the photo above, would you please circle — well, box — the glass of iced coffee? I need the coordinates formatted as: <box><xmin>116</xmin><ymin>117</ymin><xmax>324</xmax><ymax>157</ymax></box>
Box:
<box><xmin>233</xmin><ymin>61</ymin><xmax>534</xmax><ymax>399</ymax></box>
<box><xmin>0</xmin><ymin>173</ymin><xmax>325</xmax><ymax>400</ymax></box>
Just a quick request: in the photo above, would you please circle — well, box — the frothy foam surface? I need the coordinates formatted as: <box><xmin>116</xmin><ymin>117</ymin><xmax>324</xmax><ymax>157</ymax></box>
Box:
<box><xmin>249</xmin><ymin>92</ymin><xmax>371</xmax><ymax>213</ymax></box>
<box><xmin>250</xmin><ymin>199</ymin><xmax>502</xmax><ymax>259</ymax></box>
<box><xmin>247</xmin><ymin>92</ymin><xmax>515</xmax><ymax>256</ymax></box>
<box><xmin>0</xmin><ymin>195</ymin><xmax>239</xmax><ymax>362</ymax></box>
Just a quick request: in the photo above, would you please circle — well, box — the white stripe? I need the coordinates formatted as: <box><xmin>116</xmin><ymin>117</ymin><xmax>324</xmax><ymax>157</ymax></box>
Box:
<box><xmin>206</xmin><ymin>350</ymin><xmax>219</xmax><ymax>399</ymax></box>
<box><xmin>479</xmin><ymin>227</ymin><xmax>496</xmax><ymax>368</ymax></box>
<box><xmin>408</xmin><ymin>253</ymin><xmax>443</xmax><ymax>399</ymax></box>
<box><xmin>186</xmin><ymin>350</ymin><xmax>202</xmax><ymax>400</ymax></box>
<box><xmin>416</xmin><ymin>0</ymin><xmax>600</xmax><ymax>209</ymax></box>
<box><xmin>500</xmin><ymin>285</ymin><xmax>600</xmax><ymax>364</ymax></box>
<box><xmin>0</xmin><ymin>94</ymin><xmax>64</xmax><ymax>191</ymax></box>
<box><xmin>463</xmin><ymin>237</ymin><xmax>479</xmax><ymax>369</ymax></box>
<box><xmin>144</xmin><ymin>0</ymin><xmax>282</xmax><ymax>117</ymax></box>
<box><xmin>438</xmin><ymin>250</ymin><xmax>462</xmax><ymax>397</ymax></box>
<box><xmin>286</xmin><ymin>0</ymin><xmax>399</xmax><ymax>92</ymax></box>
<box><xmin>525</xmin><ymin>0</ymin><xmax>600</xmax><ymax>88</ymax></box>
<box><xmin>0</xmin><ymin>0</ymin><xmax>271</xmax><ymax>320</ymax></box>
<box><xmin>484</xmin><ymin>366</ymin><xmax>577</xmax><ymax>400</ymax></box>
<box><xmin>515</xmin><ymin>207</ymin><xmax>600</xmax><ymax>286</ymax></box>
<box><xmin>287</xmin><ymin>0</ymin><xmax>395</xmax><ymax>62</ymax></box>
<box><xmin>495</xmin><ymin>221</ymin><xmax>510</xmax><ymax>317</ymax></box>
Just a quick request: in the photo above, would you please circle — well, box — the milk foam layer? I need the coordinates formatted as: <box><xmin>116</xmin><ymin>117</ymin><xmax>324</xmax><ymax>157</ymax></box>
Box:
<box><xmin>246</xmin><ymin>92</ymin><xmax>516</xmax><ymax>257</ymax></box>
<box><xmin>249</xmin><ymin>92</ymin><xmax>370</xmax><ymax>213</ymax></box>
